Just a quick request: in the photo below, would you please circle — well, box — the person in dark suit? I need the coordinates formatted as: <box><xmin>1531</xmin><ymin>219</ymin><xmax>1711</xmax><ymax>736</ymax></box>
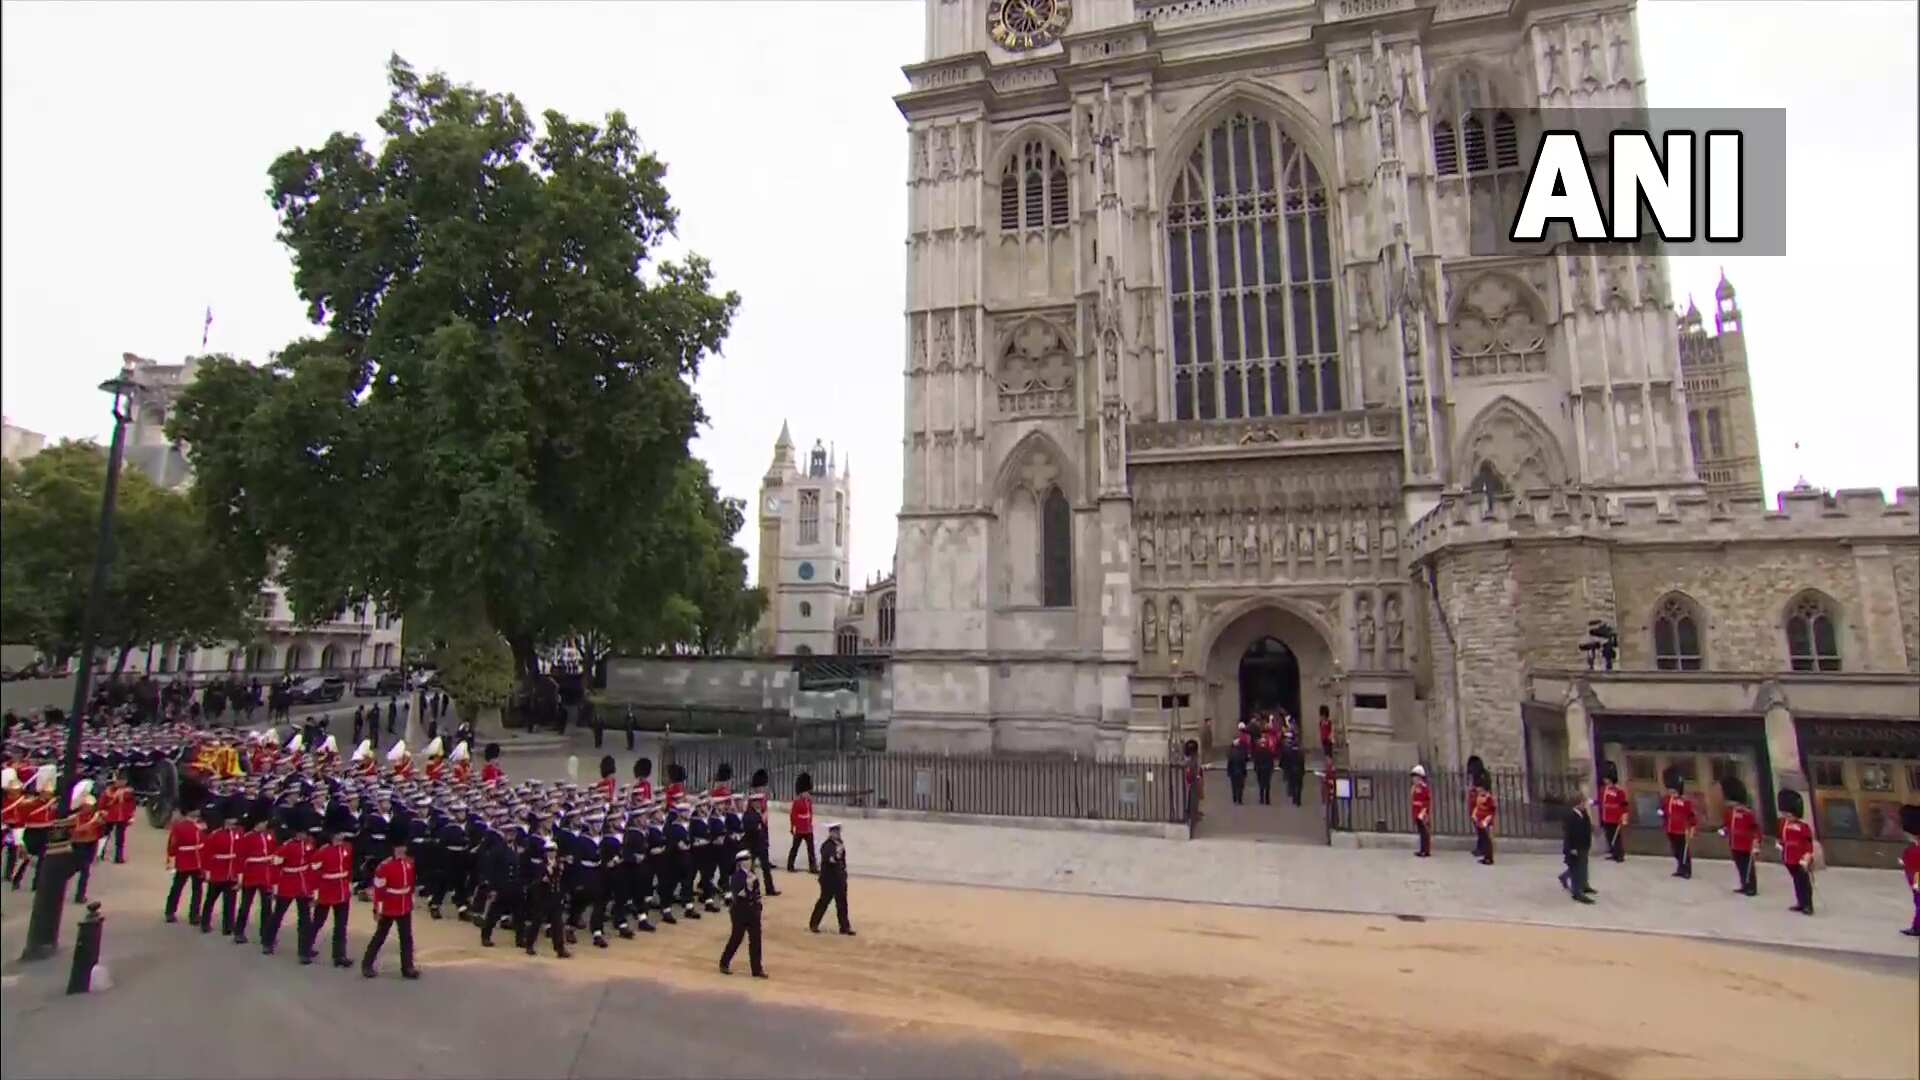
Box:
<box><xmin>719</xmin><ymin>849</ymin><xmax>767</xmax><ymax>978</ymax></box>
<box><xmin>809</xmin><ymin>823</ymin><xmax>854</xmax><ymax>936</ymax></box>
<box><xmin>1559</xmin><ymin>785</ymin><xmax>1597</xmax><ymax>903</ymax></box>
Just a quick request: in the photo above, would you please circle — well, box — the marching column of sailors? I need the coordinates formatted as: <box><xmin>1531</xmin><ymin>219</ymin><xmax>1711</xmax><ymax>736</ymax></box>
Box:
<box><xmin>147</xmin><ymin>734</ymin><xmax>857</xmax><ymax>979</ymax></box>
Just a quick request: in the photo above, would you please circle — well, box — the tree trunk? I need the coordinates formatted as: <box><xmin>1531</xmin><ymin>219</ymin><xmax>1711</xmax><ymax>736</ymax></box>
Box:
<box><xmin>507</xmin><ymin>634</ymin><xmax>540</xmax><ymax>683</ymax></box>
<box><xmin>112</xmin><ymin>644</ymin><xmax>134</xmax><ymax>676</ymax></box>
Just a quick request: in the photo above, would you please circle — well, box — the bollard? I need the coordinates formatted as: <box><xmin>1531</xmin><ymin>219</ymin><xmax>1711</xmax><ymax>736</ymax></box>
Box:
<box><xmin>67</xmin><ymin>902</ymin><xmax>105</xmax><ymax>994</ymax></box>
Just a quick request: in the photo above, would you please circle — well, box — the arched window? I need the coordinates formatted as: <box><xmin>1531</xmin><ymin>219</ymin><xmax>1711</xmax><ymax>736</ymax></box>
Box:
<box><xmin>836</xmin><ymin>627</ymin><xmax>859</xmax><ymax>655</ymax></box>
<box><xmin>1429</xmin><ymin>68</ymin><xmax>1526</xmax><ymax>249</ymax></box>
<box><xmin>799</xmin><ymin>601</ymin><xmax>813</xmax><ymax>619</ymax></box>
<box><xmin>320</xmin><ymin>644</ymin><xmax>339</xmax><ymax>671</ymax></box>
<box><xmin>1785</xmin><ymin>592</ymin><xmax>1842</xmax><ymax>672</ymax></box>
<box><xmin>1166</xmin><ymin>111</ymin><xmax>1338</xmax><ymax>421</ymax></box>
<box><xmin>1432</xmin><ymin>120</ymin><xmax>1458</xmax><ymax>176</ymax></box>
<box><xmin>1652</xmin><ymin>594</ymin><xmax>1705</xmax><ymax>671</ymax></box>
<box><xmin>1001</xmin><ymin>141</ymin><xmax>1069</xmax><ymax>232</ymax></box>
<box><xmin>1041</xmin><ymin>485</ymin><xmax>1072</xmax><ymax>608</ymax></box>
<box><xmin>794</xmin><ymin>644</ymin><xmax>813</xmax><ymax>657</ymax></box>
<box><xmin>878</xmin><ymin>592</ymin><xmax>896</xmax><ymax>646</ymax></box>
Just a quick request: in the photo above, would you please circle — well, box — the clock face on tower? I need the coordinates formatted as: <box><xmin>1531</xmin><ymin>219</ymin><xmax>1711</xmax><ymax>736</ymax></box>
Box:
<box><xmin>988</xmin><ymin>0</ymin><xmax>1071</xmax><ymax>51</ymax></box>
<box><xmin>764</xmin><ymin>495</ymin><xmax>781</xmax><ymax>514</ymax></box>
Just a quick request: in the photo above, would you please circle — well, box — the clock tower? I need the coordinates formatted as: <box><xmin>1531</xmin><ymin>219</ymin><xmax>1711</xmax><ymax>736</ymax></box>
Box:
<box><xmin>755</xmin><ymin>420</ymin><xmax>854</xmax><ymax>656</ymax></box>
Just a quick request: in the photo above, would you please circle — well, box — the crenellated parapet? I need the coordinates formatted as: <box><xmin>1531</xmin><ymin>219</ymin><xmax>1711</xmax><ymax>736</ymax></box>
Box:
<box><xmin>1407</xmin><ymin>485</ymin><xmax>1920</xmax><ymax>564</ymax></box>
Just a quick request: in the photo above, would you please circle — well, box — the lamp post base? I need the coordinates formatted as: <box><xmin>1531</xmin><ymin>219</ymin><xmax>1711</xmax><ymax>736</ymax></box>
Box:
<box><xmin>20</xmin><ymin>847</ymin><xmax>79</xmax><ymax>962</ymax></box>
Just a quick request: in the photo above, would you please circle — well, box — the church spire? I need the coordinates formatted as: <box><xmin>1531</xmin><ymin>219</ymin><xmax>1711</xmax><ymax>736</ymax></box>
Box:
<box><xmin>775</xmin><ymin>420</ymin><xmax>793</xmax><ymax>450</ymax></box>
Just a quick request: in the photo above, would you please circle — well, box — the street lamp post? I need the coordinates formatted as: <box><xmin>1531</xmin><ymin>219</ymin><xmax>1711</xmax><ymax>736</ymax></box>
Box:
<box><xmin>21</xmin><ymin>362</ymin><xmax>140</xmax><ymax>962</ymax></box>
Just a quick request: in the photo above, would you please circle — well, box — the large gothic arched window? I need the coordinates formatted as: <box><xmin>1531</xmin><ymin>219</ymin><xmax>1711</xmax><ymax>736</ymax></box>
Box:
<box><xmin>1652</xmin><ymin>593</ymin><xmax>1705</xmax><ymax>671</ymax></box>
<box><xmin>1785</xmin><ymin>591</ymin><xmax>1842</xmax><ymax>672</ymax></box>
<box><xmin>1041</xmin><ymin>486</ymin><xmax>1072</xmax><ymax>607</ymax></box>
<box><xmin>1429</xmin><ymin>67</ymin><xmax>1525</xmax><ymax>252</ymax></box>
<box><xmin>877</xmin><ymin>591</ymin><xmax>896</xmax><ymax>647</ymax></box>
<box><xmin>1166</xmin><ymin>112</ymin><xmax>1339</xmax><ymax>421</ymax></box>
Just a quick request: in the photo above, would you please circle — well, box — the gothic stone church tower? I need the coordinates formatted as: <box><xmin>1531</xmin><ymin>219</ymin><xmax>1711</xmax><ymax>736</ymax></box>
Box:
<box><xmin>890</xmin><ymin>0</ymin><xmax>1697</xmax><ymax>760</ymax></box>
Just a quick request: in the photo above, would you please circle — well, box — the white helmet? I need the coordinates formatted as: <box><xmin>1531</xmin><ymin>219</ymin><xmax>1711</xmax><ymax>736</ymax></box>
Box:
<box><xmin>450</xmin><ymin>741</ymin><xmax>471</xmax><ymax>764</ymax></box>
<box><xmin>286</xmin><ymin>732</ymin><xmax>305</xmax><ymax>753</ymax></box>
<box><xmin>1410</xmin><ymin>765</ymin><xmax>1427</xmax><ymax>777</ymax></box>
<box><xmin>262</xmin><ymin>726</ymin><xmax>279</xmax><ymax>746</ymax></box>
<box><xmin>352</xmin><ymin>739</ymin><xmax>375</xmax><ymax>762</ymax></box>
<box><xmin>70</xmin><ymin>779</ymin><xmax>95</xmax><ymax>806</ymax></box>
<box><xmin>425</xmin><ymin>736</ymin><xmax>445</xmax><ymax>759</ymax></box>
<box><xmin>320</xmin><ymin>734</ymin><xmax>339</xmax><ymax>755</ymax></box>
<box><xmin>387</xmin><ymin>740</ymin><xmax>408</xmax><ymax>764</ymax></box>
<box><xmin>1</xmin><ymin>768</ymin><xmax>19</xmax><ymax>791</ymax></box>
<box><xmin>35</xmin><ymin>769</ymin><xmax>56</xmax><ymax>794</ymax></box>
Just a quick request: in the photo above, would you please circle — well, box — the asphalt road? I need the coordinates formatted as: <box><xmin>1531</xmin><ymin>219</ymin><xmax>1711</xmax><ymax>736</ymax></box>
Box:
<box><xmin>0</xmin><ymin>857</ymin><xmax>1114</xmax><ymax>1080</ymax></box>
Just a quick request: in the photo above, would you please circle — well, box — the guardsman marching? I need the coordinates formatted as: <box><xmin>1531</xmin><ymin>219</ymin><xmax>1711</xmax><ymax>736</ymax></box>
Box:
<box><xmin>2</xmin><ymin>767</ymin><xmax>27</xmax><ymax>886</ymax></box>
<box><xmin>787</xmin><ymin>772</ymin><xmax>817</xmax><ymax>873</ymax></box>
<box><xmin>1777</xmin><ymin>788</ymin><xmax>1816</xmax><ymax>916</ymax></box>
<box><xmin>234</xmin><ymin>812</ymin><xmax>278</xmax><ymax>945</ymax></box>
<box><xmin>68</xmin><ymin>780</ymin><xmax>106</xmax><ymax>905</ymax></box>
<box><xmin>809</xmin><ymin>822</ymin><xmax>854</xmax><ymax>936</ymax></box>
<box><xmin>306</xmin><ymin>825</ymin><xmax>357</xmax><ymax>967</ymax></box>
<box><xmin>200</xmin><ymin>808</ymin><xmax>245</xmax><ymax>935</ymax></box>
<box><xmin>351</xmin><ymin>739</ymin><xmax>378</xmax><ymax>778</ymax></box>
<box><xmin>266</xmin><ymin>824</ymin><xmax>318</xmax><ymax>960</ymax></box>
<box><xmin>423</xmin><ymin>737</ymin><xmax>447</xmax><ymax>783</ymax></box>
<box><xmin>480</xmin><ymin>744</ymin><xmax>506</xmax><ymax>787</ymax></box>
<box><xmin>745</xmin><ymin>773</ymin><xmax>778</xmax><ymax>896</ymax></box>
<box><xmin>595</xmin><ymin>756</ymin><xmax>618</xmax><ymax>803</ymax></box>
<box><xmin>363</xmin><ymin>837</ymin><xmax>422</xmax><ymax>979</ymax></box>
<box><xmin>710</xmin><ymin>764</ymin><xmax>734</xmax><ymax>804</ymax></box>
<box><xmin>1597</xmin><ymin>763</ymin><xmax>1630</xmax><ymax>862</ymax></box>
<box><xmin>1718</xmin><ymin>776</ymin><xmax>1760</xmax><ymax>897</ymax></box>
<box><xmin>15</xmin><ymin>769</ymin><xmax>56</xmax><ymax>891</ymax></box>
<box><xmin>102</xmin><ymin>770</ymin><xmax>137</xmax><ymax>863</ymax></box>
<box><xmin>630</xmin><ymin>757</ymin><xmax>654</xmax><ymax>807</ymax></box>
<box><xmin>388</xmin><ymin>739</ymin><xmax>414</xmax><ymax>781</ymax></box>
<box><xmin>664</xmin><ymin>764</ymin><xmax>688</xmax><ymax>811</ymax></box>
<box><xmin>449</xmin><ymin>741</ymin><xmax>472</xmax><ymax>785</ymax></box>
<box><xmin>719</xmin><ymin>848</ymin><xmax>768</xmax><ymax>979</ymax></box>
<box><xmin>1409</xmin><ymin>765</ymin><xmax>1432</xmax><ymax>858</ymax></box>
<box><xmin>164</xmin><ymin>804</ymin><xmax>207</xmax><ymax>923</ymax></box>
<box><xmin>1658</xmin><ymin>767</ymin><xmax>1695</xmax><ymax>879</ymax></box>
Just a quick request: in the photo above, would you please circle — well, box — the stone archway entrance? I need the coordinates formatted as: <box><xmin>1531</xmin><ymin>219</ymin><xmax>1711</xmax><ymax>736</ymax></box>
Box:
<box><xmin>1238</xmin><ymin>636</ymin><xmax>1300</xmax><ymax>722</ymax></box>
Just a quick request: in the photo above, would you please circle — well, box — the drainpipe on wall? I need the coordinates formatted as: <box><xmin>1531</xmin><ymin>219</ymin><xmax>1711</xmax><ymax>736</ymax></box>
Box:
<box><xmin>1422</xmin><ymin>562</ymin><xmax>1467</xmax><ymax>770</ymax></box>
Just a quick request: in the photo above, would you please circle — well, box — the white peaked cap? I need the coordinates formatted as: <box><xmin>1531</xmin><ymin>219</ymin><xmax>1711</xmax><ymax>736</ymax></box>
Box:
<box><xmin>70</xmin><ymin>779</ymin><xmax>94</xmax><ymax>805</ymax></box>
<box><xmin>262</xmin><ymin>727</ymin><xmax>279</xmax><ymax>745</ymax></box>
<box><xmin>1</xmin><ymin>768</ymin><xmax>18</xmax><ymax>790</ymax></box>
<box><xmin>1410</xmin><ymin>765</ymin><xmax>1426</xmax><ymax>777</ymax></box>
<box><xmin>387</xmin><ymin>740</ymin><xmax>408</xmax><ymax>764</ymax></box>
<box><xmin>425</xmin><ymin>736</ymin><xmax>445</xmax><ymax>758</ymax></box>
<box><xmin>287</xmin><ymin>732</ymin><xmax>305</xmax><ymax>753</ymax></box>
<box><xmin>321</xmin><ymin>734</ymin><xmax>339</xmax><ymax>755</ymax></box>
<box><xmin>450</xmin><ymin>741</ymin><xmax>470</xmax><ymax>763</ymax></box>
<box><xmin>36</xmin><ymin>769</ymin><xmax>56</xmax><ymax>793</ymax></box>
<box><xmin>353</xmin><ymin>739</ymin><xmax>375</xmax><ymax>761</ymax></box>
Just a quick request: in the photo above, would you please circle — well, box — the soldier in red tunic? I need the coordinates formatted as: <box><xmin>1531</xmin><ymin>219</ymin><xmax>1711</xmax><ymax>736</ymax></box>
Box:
<box><xmin>1899</xmin><ymin>804</ymin><xmax>1920</xmax><ymax>938</ymax></box>
<box><xmin>1409</xmin><ymin>765</ymin><xmax>1432</xmax><ymax>857</ymax></box>
<box><xmin>596</xmin><ymin>755</ymin><xmax>619</xmax><ymax>802</ymax></box>
<box><xmin>1470</xmin><ymin>769</ymin><xmax>1497</xmax><ymax>866</ymax></box>
<box><xmin>1776</xmin><ymin>788</ymin><xmax>1816</xmax><ymax>916</ymax></box>
<box><xmin>480</xmin><ymin>744</ymin><xmax>507</xmax><ymax>787</ymax></box>
<box><xmin>1658</xmin><ymin>767</ymin><xmax>1695</xmax><ymax>879</ymax></box>
<box><xmin>449</xmin><ymin>741</ymin><xmax>472</xmax><ymax>785</ymax></box>
<box><xmin>164</xmin><ymin>805</ymin><xmax>207</xmax><ymax>923</ymax></box>
<box><xmin>363</xmin><ymin>837</ymin><xmax>422</xmax><ymax>979</ymax></box>
<box><xmin>265</xmin><ymin>824</ymin><xmax>318</xmax><ymax>960</ymax></box>
<box><xmin>67</xmin><ymin>781</ymin><xmax>106</xmax><ymax>904</ymax></box>
<box><xmin>1596</xmin><ymin>762</ymin><xmax>1630</xmax><ymax>862</ymax></box>
<box><xmin>100</xmin><ymin>770</ymin><xmax>138</xmax><ymax>863</ymax></box>
<box><xmin>1717</xmin><ymin>775</ymin><xmax>1760</xmax><ymax>897</ymax></box>
<box><xmin>306</xmin><ymin>827</ymin><xmax>357</xmax><ymax>968</ymax></box>
<box><xmin>199</xmin><ymin>812</ymin><xmax>245</xmax><ymax>935</ymax></box>
<box><xmin>787</xmin><ymin>772</ymin><xmax>817</xmax><ymax>873</ymax></box>
<box><xmin>233</xmin><ymin>814</ymin><xmax>278</xmax><ymax>945</ymax></box>
<box><xmin>630</xmin><ymin>757</ymin><xmax>654</xmax><ymax>807</ymax></box>
<box><xmin>423</xmin><ymin>737</ymin><xmax>448</xmax><ymax>783</ymax></box>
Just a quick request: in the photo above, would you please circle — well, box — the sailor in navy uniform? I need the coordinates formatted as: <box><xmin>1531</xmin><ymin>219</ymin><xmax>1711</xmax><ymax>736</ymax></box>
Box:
<box><xmin>719</xmin><ymin>803</ymin><xmax>745</xmax><ymax>906</ymax></box>
<box><xmin>664</xmin><ymin>809</ymin><xmax>700</xmax><ymax>921</ymax></box>
<box><xmin>741</xmin><ymin>795</ymin><xmax>778</xmax><ymax>897</ymax></box>
<box><xmin>519</xmin><ymin>823</ymin><xmax>567</xmax><ymax>957</ymax></box>
<box><xmin>356</xmin><ymin>796</ymin><xmax>393</xmax><ymax>899</ymax></box>
<box><xmin>476</xmin><ymin>821</ymin><xmax>524</xmax><ymax>947</ymax></box>
<box><xmin>614</xmin><ymin>812</ymin><xmax>655</xmax><ymax>935</ymax></box>
<box><xmin>645</xmin><ymin>813</ymin><xmax>674</xmax><ymax>925</ymax></box>
<box><xmin>688</xmin><ymin>805</ymin><xmax>717</xmax><ymax>912</ymax></box>
<box><xmin>574</xmin><ymin>816</ymin><xmax>611</xmax><ymax>948</ymax></box>
<box><xmin>427</xmin><ymin>806</ymin><xmax>470</xmax><ymax>919</ymax></box>
<box><xmin>718</xmin><ymin>849</ymin><xmax>767</xmax><ymax>979</ymax></box>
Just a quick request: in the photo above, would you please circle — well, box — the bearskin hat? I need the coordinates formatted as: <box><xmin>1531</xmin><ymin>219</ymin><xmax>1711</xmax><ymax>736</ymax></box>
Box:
<box><xmin>484</xmin><ymin>743</ymin><xmax>502</xmax><ymax>762</ymax></box>
<box><xmin>634</xmin><ymin>756</ymin><xmax>653</xmax><ymax>780</ymax></box>
<box><xmin>750</xmin><ymin>767</ymin><xmax>769</xmax><ymax>788</ymax></box>
<box><xmin>1601</xmin><ymin>760</ymin><xmax>1620</xmax><ymax>784</ymax></box>
<box><xmin>668</xmin><ymin>763</ymin><xmax>687</xmax><ymax>784</ymax></box>
<box><xmin>715</xmin><ymin>762</ymin><xmax>733</xmax><ymax>784</ymax></box>
<box><xmin>1719</xmin><ymin>775</ymin><xmax>1750</xmax><ymax>806</ymax></box>
<box><xmin>1901</xmin><ymin>803</ymin><xmax>1920</xmax><ymax>837</ymax></box>
<box><xmin>1777</xmin><ymin>788</ymin><xmax>1805</xmax><ymax>818</ymax></box>
<box><xmin>599</xmin><ymin>755</ymin><xmax>616</xmax><ymax>778</ymax></box>
<box><xmin>794</xmin><ymin>771</ymin><xmax>813</xmax><ymax>796</ymax></box>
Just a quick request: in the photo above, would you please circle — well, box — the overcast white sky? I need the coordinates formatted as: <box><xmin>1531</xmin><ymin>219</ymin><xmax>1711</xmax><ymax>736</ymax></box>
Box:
<box><xmin>3</xmin><ymin>1</ymin><xmax>1914</xmax><ymax>589</ymax></box>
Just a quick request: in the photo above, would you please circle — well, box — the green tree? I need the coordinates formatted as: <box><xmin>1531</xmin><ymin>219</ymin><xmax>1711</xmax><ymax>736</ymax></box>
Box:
<box><xmin>169</xmin><ymin>56</ymin><xmax>743</xmax><ymax>677</ymax></box>
<box><xmin>0</xmin><ymin>441</ymin><xmax>260</xmax><ymax>670</ymax></box>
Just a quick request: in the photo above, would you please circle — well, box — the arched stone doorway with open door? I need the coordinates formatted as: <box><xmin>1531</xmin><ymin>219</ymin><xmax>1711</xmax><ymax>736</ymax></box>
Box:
<box><xmin>1189</xmin><ymin>599</ymin><xmax>1339</xmax><ymax>842</ymax></box>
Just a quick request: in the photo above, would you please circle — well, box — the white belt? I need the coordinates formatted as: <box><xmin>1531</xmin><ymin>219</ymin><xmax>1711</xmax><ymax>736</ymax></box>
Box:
<box><xmin>320</xmin><ymin>872</ymin><xmax>349</xmax><ymax>879</ymax></box>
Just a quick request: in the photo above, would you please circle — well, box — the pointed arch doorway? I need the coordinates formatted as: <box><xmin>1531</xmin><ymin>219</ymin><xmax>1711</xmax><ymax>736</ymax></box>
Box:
<box><xmin>1238</xmin><ymin>636</ymin><xmax>1300</xmax><ymax>723</ymax></box>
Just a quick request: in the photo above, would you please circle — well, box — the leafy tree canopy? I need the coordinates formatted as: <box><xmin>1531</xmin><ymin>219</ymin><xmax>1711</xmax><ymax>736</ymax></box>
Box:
<box><xmin>169</xmin><ymin>55</ymin><xmax>744</xmax><ymax>675</ymax></box>
<box><xmin>0</xmin><ymin>441</ymin><xmax>261</xmax><ymax>668</ymax></box>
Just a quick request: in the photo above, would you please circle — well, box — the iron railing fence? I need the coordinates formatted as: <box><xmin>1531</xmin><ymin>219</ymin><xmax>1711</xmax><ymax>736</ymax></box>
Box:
<box><xmin>1333</xmin><ymin>766</ymin><xmax>1587</xmax><ymax>841</ymax></box>
<box><xmin>654</xmin><ymin>736</ymin><xmax>1187</xmax><ymax>825</ymax></box>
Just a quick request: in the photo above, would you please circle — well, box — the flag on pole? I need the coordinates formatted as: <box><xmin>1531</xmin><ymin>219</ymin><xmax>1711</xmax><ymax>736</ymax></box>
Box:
<box><xmin>201</xmin><ymin>306</ymin><xmax>213</xmax><ymax>349</ymax></box>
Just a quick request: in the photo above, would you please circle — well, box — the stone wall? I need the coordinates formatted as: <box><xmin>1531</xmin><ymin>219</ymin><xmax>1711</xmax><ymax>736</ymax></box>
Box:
<box><xmin>1894</xmin><ymin>548</ymin><xmax>1920</xmax><ymax>674</ymax></box>
<box><xmin>1429</xmin><ymin>545</ymin><xmax>1526</xmax><ymax>768</ymax></box>
<box><xmin>1609</xmin><ymin>544</ymin><xmax>1869</xmax><ymax>672</ymax></box>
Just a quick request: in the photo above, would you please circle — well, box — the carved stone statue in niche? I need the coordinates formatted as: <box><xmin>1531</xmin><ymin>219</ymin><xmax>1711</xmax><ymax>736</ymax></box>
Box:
<box><xmin>1321</xmin><ymin>521</ymin><xmax>1340</xmax><ymax>557</ymax></box>
<box><xmin>1139</xmin><ymin>521</ymin><xmax>1156</xmax><ymax>565</ymax></box>
<box><xmin>1353</xmin><ymin>267</ymin><xmax>1378</xmax><ymax>329</ymax></box>
<box><xmin>1216</xmin><ymin>515</ymin><xmax>1234</xmax><ymax>563</ymax></box>
<box><xmin>1168</xmin><ymin>599</ymin><xmax>1185</xmax><ymax>652</ymax></box>
<box><xmin>1104</xmin><ymin>427</ymin><xmax>1121</xmax><ymax>473</ymax></box>
<box><xmin>1188</xmin><ymin>519</ymin><xmax>1208</xmax><ymax>563</ymax></box>
<box><xmin>1351</xmin><ymin>519</ymin><xmax>1370</xmax><ymax>557</ymax></box>
<box><xmin>959</xmin><ymin>123</ymin><xmax>976</xmax><ymax>171</ymax></box>
<box><xmin>1296</xmin><ymin>523</ymin><xmax>1316</xmax><ymax>558</ymax></box>
<box><xmin>1381</xmin><ymin>524</ymin><xmax>1400</xmax><ymax>554</ymax></box>
<box><xmin>1241</xmin><ymin>512</ymin><xmax>1260</xmax><ymax>563</ymax></box>
<box><xmin>1164</xmin><ymin>520</ymin><xmax>1182</xmax><ymax>565</ymax></box>
<box><xmin>1339</xmin><ymin>60</ymin><xmax>1360</xmax><ymax>122</ymax></box>
<box><xmin>1375</xmin><ymin>105</ymin><xmax>1397</xmax><ymax>157</ymax></box>
<box><xmin>1141</xmin><ymin>598</ymin><xmax>1159</xmax><ymax>653</ymax></box>
<box><xmin>1384</xmin><ymin>594</ymin><xmax>1405</xmax><ymax>652</ymax></box>
<box><xmin>1356</xmin><ymin>595</ymin><xmax>1377</xmax><ymax>652</ymax></box>
<box><xmin>1269</xmin><ymin>520</ymin><xmax>1289</xmax><ymax>560</ymax></box>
